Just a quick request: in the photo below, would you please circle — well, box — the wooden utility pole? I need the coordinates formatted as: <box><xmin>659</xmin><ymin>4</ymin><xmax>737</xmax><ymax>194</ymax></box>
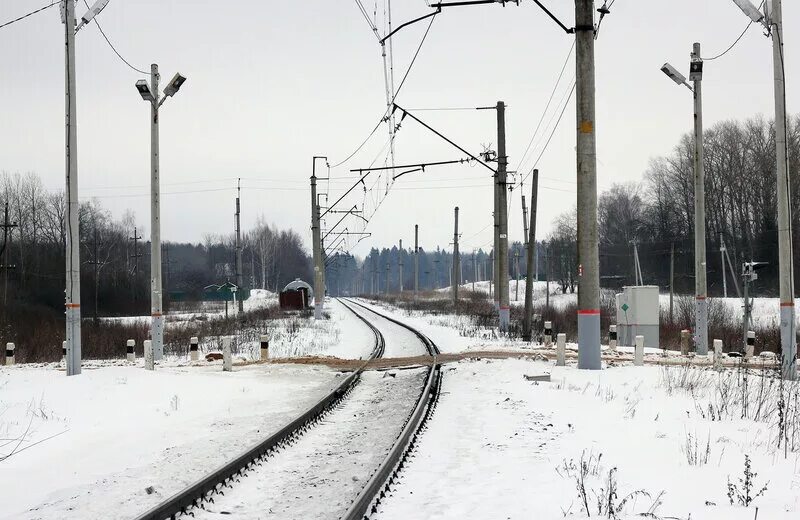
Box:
<box><xmin>669</xmin><ymin>242</ymin><xmax>675</xmax><ymax>324</ymax></box>
<box><xmin>453</xmin><ymin>207</ymin><xmax>460</xmax><ymax>303</ymax></box>
<box><xmin>129</xmin><ymin>227</ymin><xmax>143</xmax><ymax>304</ymax></box>
<box><xmin>1</xmin><ymin>202</ymin><xmax>19</xmax><ymax>308</ymax></box>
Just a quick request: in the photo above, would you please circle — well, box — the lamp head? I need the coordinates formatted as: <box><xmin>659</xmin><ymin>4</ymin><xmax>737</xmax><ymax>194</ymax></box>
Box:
<box><xmin>163</xmin><ymin>73</ymin><xmax>187</xmax><ymax>97</ymax></box>
<box><xmin>732</xmin><ymin>0</ymin><xmax>764</xmax><ymax>23</ymax></box>
<box><xmin>135</xmin><ymin>80</ymin><xmax>154</xmax><ymax>102</ymax></box>
<box><xmin>661</xmin><ymin>63</ymin><xmax>688</xmax><ymax>86</ymax></box>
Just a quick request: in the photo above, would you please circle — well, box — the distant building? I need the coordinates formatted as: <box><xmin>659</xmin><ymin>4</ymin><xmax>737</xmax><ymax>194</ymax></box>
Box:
<box><xmin>280</xmin><ymin>279</ymin><xmax>312</xmax><ymax>310</ymax></box>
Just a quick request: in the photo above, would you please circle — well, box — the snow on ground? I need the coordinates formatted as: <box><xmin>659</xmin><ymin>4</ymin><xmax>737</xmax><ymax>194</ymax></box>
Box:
<box><xmin>376</xmin><ymin>359</ymin><xmax>800</xmax><ymax>520</ymax></box>
<box><xmin>194</xmin><ymin>368</ymin><xmax>426</xmax><ymax>519</ymax></box>
<box><xmin>347</xmin><ymin>302</ymin><xmax>430</xmax><ymax>358</ymax></box>
<box><xmin>0</xmin><ymin>363</ymin><xmax>345</xmax><ymax>520</ymax></box>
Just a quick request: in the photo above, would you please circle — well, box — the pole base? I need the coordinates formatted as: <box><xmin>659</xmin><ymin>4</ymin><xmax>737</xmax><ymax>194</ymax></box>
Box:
<box><xmin>695</xmin><ymin>298</ymin><xmax>708</xmax><ymax>356</ymax></box>
<box><xmin>780</xmin><ymin>304</ymin><xmax>797</xmax><ymax>380</ymax></box>
<box><xmin>578</xmin><ymin>311</ymin><xmax>601</xmax><ymax>370</ymax></box>
<box><xmin>152</xmin><ymin>314</ymin><xmax>165</xmax><ymax>360</ymax></box>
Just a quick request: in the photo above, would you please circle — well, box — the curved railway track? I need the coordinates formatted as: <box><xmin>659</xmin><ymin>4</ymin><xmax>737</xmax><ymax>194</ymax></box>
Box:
<box><xmin>133</xmin><ymin>298</ymin><xmax>440</xmax><ymax>520</ymax></box>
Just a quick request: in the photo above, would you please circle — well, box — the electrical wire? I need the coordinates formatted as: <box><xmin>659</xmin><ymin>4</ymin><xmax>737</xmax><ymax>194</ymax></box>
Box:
<box><xmin>330</xmin><ymin>11</ymin><xmax>437</xmax><ymax>168</ymax></box>
<box><xmin>82</xmin><ymin>0</ymin><xmax>149</xmax><ymax>75</ymax></box>
<box><xmin>703</xmin><ymin>1</ymin><xmax>763</xmax><ymax>61</ymax></box>
<box><xmin>0</xmin><ymin>1</ymin><xmax>57</xmax><ymax>30</ymax></box>
<box><xmin>521</xmin><ymin>80</ymin><xmax>576</xmax><ymax>185</ymax></box>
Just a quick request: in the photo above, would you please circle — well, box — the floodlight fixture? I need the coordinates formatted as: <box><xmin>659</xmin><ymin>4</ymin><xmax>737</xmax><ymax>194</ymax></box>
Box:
<box><xmin>163</xmin><ymin>73</ymin><xmax>187</xmax><ymax>97</ymax></box>
<box><xmin>75</xmin><ymin>0</ymin><xmax>111</xmax><ymax>32</ymax></box>
<box><xmin>136</xmin><ymin>80</ymin><xmax>154</xmax><ymax>102</ymax></box>
<box><xmin>661</xmin><ymin>63</ymin><xmax>692</xmax><ymax>90</ymax></box>
<box><xmin>732</xmin><ymin>0</ymin><xmax>765</xmax><ymax>24</ymax></box>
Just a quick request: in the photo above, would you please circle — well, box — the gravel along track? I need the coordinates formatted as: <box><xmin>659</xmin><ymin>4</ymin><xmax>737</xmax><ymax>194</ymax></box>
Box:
<box><xmin>192</xmin><ymin>368</ymin><xmax>427</xmax><ymax>519</ymax></box>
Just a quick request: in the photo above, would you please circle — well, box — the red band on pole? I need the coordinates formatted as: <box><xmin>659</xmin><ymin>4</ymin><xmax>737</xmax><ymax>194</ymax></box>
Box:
<box><xmin>696</xmin><ymin>296</ymin><xmax>707</xmax><ymax>301</ymax></box>
<box><xmin>65</xmin><ymin>303</ymin><xmax>80</xmax><ymax>308</ymax></box>
<box><xmin>577</xmin><ymin>309</ymin><xmax>600</xmax><ymax>315</ymax></box>
<box><xmin>500</xmin><ymin>306</ymin><xmax>511</xmax><ymax>310</ymax></box>
<box><xmin>780</xmin><ymin>302</ymin><xmax>795</xmax><ymax>307</ymax></box>
<box><xmin>152</xmin><ymin>312</ymin><xmax>163</xmax><ymax>317</ymax></box>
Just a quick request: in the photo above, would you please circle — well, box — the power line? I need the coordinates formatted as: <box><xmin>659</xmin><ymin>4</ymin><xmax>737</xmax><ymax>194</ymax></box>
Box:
<box><xmin>703</xmin><ymin>1</ymin><xmax>763</xmax><ymax>61</ymax></box>
<box><xmin>82</xmin><ymin>0</ymin><xmax>149</xmax><ymax>75</ymax></box>
<box><xmin>521</xmin><ymin>80</ymin><xmax>576</xmax><ymax>185</ymax></box>
<box><xmin>0</xmin><ymin>1</ymin><xmax>57</xmax><ymax>30</ymax></box>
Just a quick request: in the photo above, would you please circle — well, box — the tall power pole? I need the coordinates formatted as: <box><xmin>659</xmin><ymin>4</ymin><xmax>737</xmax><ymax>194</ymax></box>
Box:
<box><xmin>523</xmin><ymin>170</ymin><xmax>539</xmax><ymax>341</ymax></box>
<box><xmin>414</xmin><ymin>224</ymin><xmax>419</xmax><ymax>299</ymax></box>
<box><xmin>771</xmin><ymin>0</ymin><xmax>796</xmax><ymax>379</ymax></box>
<box><xmin>385</xmin><ymin>260</ymin><xmax>390</xmax><ymax>296</ymax></box>
<box><xmin>691</xmin><ymin>43</ymin><xmax>708</xmax><ymax>356</ymax></box>
<box><xmin>720</xmin><ymin>234</ymin><xmax>727</xmax><ymax>298</ymax></box>
<box><xmin>311</xmin><ymin>160</ymin><xmax>324</xmax><ymax>320</ymax></box>
<box><xmin>497</xmin><ymin>101</ymin><xmax>510</xmax><ymax>331</ymax></box>
<box><xmin>235</xmin><ymin>178</ymin><xmax>243</xmax><ymax>313</ymax></box>
<box><xmin>1</xmin><ymin>202</ymin><xmax>19</xmax><ymax>307</ymax></box>
<box><xmin>147</xmin><ymin>63</ymin><xmax>166</xmax><ymax>361</ymax></box>
<box><xmin>521</xmin><ymin>194</ymin><xmax>529</xmax><ymax>280</ymax></box>
<box><xmin>399</xmin><ymin>239</ymin><xmax>404</xmax><ymax>292</ymax></box>
<box><xmin>453</xmin><ymin>207</ymin><xmax>460</xmax><ymax>303</ymax></box>
<box><xmin>63</xmin><ymin>0</ymin><xmax>81</xmax><ymax>376</ymax></box>
<box><xmin>575</xmin><ymin>0</ymin><xmax>601</xmax><ymax>370</ymax></box>
<box><xmin>129</xmin><ymin>227</ymin><xmax>142</xmax><ymax>303</ymax></box>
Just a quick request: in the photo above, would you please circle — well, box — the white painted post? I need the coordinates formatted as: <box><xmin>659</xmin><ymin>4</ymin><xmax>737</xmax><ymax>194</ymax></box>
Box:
<box><xmin>62</xmin><ymin>341</ymin><xmax>67</xmax><ymax>363</ymax></box>
<box><xmin>144</xmin><ymin>340</ymin><xmax>154</xmax><ymax>371</ymax></box>
<box><xmin>745</xmin><ymin>331</ymin><xmax>755</xmax><ymax>360</ymax></box>
<box><xmin>609</xmin><ymin>325</ymin><xmax>617</xmax><ymax>352</ymax></box>
<box><xmin>223</xmin><ymin>336</ymin><xmax>232</xmax><ymax>372</ymax></box>
<box><xmin>634</xmin><ymin>335</ymin><xmax>644</xmax><ymax>366</ymax></box>
<box><xmin>5</xmin><ymin>343</ymin><xmax>15</xmax><ymax>366</ymax></box>
<box><xmin>126</xmin><ymin>339</ymin><xmax>136</xmax><ymax>362</ymax></box>
<box><xmin>680</xmin><ymin>329</ymin><xmax>690</xmax><ymax>356</ymax></box>
<box><xmin>544</xmin><ymin>321</ymin><xmax>553</xmax><ymax>348</ymax></box>
<box><xmin>556</xmin><ymin>333</ymin><xmax>566</xmax><ymax>367</ymax></box>
<box><xmin>713</xmin><ymin>339</ymin><xmax>723</xmax><ymax>367</ymax></box>
<box><xmin>190</xmin><ymin>336</ymin><xmax>199</xmax><ymax>362</ymax></box>
<box><xmin>260</xmin><ymin>335</ymin><xmax>269</xmax><ymax>361</ymax></box>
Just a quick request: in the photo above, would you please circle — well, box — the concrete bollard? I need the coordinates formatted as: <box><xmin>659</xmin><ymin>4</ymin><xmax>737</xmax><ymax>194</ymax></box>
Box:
<box><xmin>126</xmin><ymin>339</ymin><xmax>136</xmax><ymax>362</ymax></box>
<box><xmin>190</xmin><ymin>337</ymin><xmax>199</xmax><ymax>362</ymax></box>
<box><xmin>5</xmin><ymin>343</ymin><xmax>15</xmax><ymax>366</ymax></box>
<box><xmin>544</xmin><ymin>321</ymin><xmax>553</xmax><ymax>348</ymax></box>
<box><xmin>713</xmin><ymin>339</ymin><xmax>723</xmax><ymax>367</ymax></box>
<box><xmin>634</xmin><ymin>335</ymin><xmax>644</xmax><ymax>366</ymax></box>
<box><xmin>556</xmin><ymin>333</ymin><xmax>566</xmax><ymax>366</ymax></box>
<box><xmin>745</xmin><ymin>331</ymin><xmax>755</xmax><ymax>360</ymax></box>
<box><xmin>144</xmin><ymin>340</ymin><xmax>154</xmax><ymax>371</ymax></box>
<box><xmin>62</xmin><ymin>341</ymin><xmax>67</xmax><ymax>362</ymax></box>
<box><xmin>260</xmin><ymin>335</ymin><xmax>269</xmax><ymax>361</ymax></box>
<box><xmin>680</xmin><ymin>330</ymin><xmax>690</xmax><ymax>356</ymax></box>
<box><xmin>222</xmin><ymin>337</ymin><xmax>232</xmax><ymax>372</ymax></box>
<box><xmin>609</xmin><ymin>325</ymin><xmax>617</xmax><ymax>352</ymax></box>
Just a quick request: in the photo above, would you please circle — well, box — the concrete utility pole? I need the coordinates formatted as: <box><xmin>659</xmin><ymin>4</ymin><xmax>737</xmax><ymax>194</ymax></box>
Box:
<box><xmin>514</xmin><ymin>248</ymin><xmax>520</xmax><ymax>301</ymax></box>
<box><xmin>770</xmin><ymin>0</ymin><xmax>796</xmax><ymax>379</ymax></box>
<box><xmin>497</xmin><ymin>101</ymin><xmax>510</xmax><ymax>331</ymax></box>
<box><xmin>691</xmin><ymin>43</ymin><xmax>709</xmax><ymax>356</ymax></box>
<box><xmin>311</xmin><ymin>158</ymin><xmax>324</xmax><ymax>320</ymax></box>
<box><xmin>669</xmin><ymin>242</ymin><xmax>675</xmax><ymax>323</ymax></box>
<box><xmin>414</xmin><ymin>224</ymin><xmax>419</xmax><ymax>298</ymax></box>
<box><xmin>399</xmin><ymin>239</ymin><xmax>404</xmax><ymax>292</ymax></box>
<box><xmin>148</xmin><ymin>64</ymin><xmax>166</xmax><ymax>360</ymax></box>
<box><xmin>1</xmin><ymin>202</ymin><xmax>19</xmax><ymax>307</ymax></box>
<box><xmin>575</xmin><ymin>0</ymin><xmax>601</xmax><ymax>369</ymax></box>
<box><xmin>472</xmin><ymin>251</ymin><xmax>477</xmax><ymax>292</ymax></box>
<box><xmin>523</xmin><ymin>170</ymin><xmax>539</xmax><ymax>341</ymax></box>
<box><xmin>720</xmin><ymin>234</ymin><xmax>727</xmax><ymax>298</ymax></box>
<box><xmin>235</xmin><ymin>178</ymin><xmax>243</xmax><ymax>313</ymax></box>
<box><xmin>522</xmin><ymin>193</ymin><xmax>529</xmax><ymax>284</ymax></box>
<box><xmin>63</xmin><ymin>0</ymin><xmax>81</xmax><ymax>376</ymax></box>
<box><xmin>434</xmin><ymin>258</ymin><xmax>441</xmax><ymax>290</ymax></box>
<box><xmin>453</xmin><ymin>207</ymin><xmax>460</xmax><ymax>303</ymax></box>
<box><xmin>129</xmin><ymin>227</ymin><xmax>142</xmax><ymax>302</ymax></box>
<box><xmin>386</xmin><ymin>260</ymin><xmax>390</xmax><ymax>296</ymax></box>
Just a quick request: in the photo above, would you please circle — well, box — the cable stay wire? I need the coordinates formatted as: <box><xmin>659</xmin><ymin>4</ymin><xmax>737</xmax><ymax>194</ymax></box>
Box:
<box><xmin>0</xmin><ymin>1</ymin><xmax>57</xmax><ymax>30</ymax></box>
<box><xmin>514</xmin><ymin>40</ymin><xmax>575</xmax><ymax>173</ymax></box>
<box><xmin>82</xmin><ymin>0</ymin><xmax>149</xmax><ymax>75</ymax></box>
<box><xmin>330</xmin><ymin>11</ymin><xmax>437</xmax><ymax>168</ymax></box>
<box><xmin>521</xmin><ymin>79</ymin><xmax>576</xmax><ymax>185</ymax></box>
<box><xmin>703</xmin><ymin>1</ymin><xmax>764</xmax><ymax>61</ymax></box>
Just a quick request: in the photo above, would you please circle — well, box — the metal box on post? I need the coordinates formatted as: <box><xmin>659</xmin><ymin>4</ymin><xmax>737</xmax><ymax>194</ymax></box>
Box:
<box><xmin>616</xmin><ymin>286</ymin><xmax>660</xmax><ymax>348</ymax></box>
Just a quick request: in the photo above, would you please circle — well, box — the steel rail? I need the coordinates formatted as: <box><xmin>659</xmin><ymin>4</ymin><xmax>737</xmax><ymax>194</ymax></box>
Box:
<box><xmin>133</xmin><ymin>299</ymin><xmax>384</xmax><ymax>520</ymax></box>
<box><xmin>340</xmin><ymin>298</ymin><xmax>441</xmax><ymax>520</ymax></box>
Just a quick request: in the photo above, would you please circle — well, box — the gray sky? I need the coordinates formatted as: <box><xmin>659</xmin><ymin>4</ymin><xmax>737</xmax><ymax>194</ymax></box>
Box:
<box><xmin>1</xmin><ymin>0</ymin><xmax>797</xmax><ymax>258</ymax></box>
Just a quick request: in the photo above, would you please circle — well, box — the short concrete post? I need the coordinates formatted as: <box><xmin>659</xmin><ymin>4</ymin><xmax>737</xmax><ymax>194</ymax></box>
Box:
<box><xmin>609</xmin><ymin>325</ymin><xmax>617</xmax><ymax>352</ymax></box>
<box><xmin>713</xmin><ymin>339</ymin><xmax>723</xmax><ymax>367</ymax></box>
<box><xmin>544</xmin><ymin>321</ymin><xmax>553</xmax><ymax>347</ymax></box>
<box><xmin>126</xmin><ymin>339</ymin><xmax>136</xmax><ymax>362</ymax></box>
<box><xmin>680</xmin><ymin>330</ymin><xmax>690</xmax><ymax>356</ymax></box>
<box><xmin>260</xmin><ymin>335</ymin><xmax>269</xmax><ymax>361</ymax></box>
<box><xmin>634</xmin><ymin>335</ymin><xmax>644</xmax><ymax>366</ymax></box>
<box><xmin>556</xmin><ymin>333</ymin><xmax>566</xmax><ymax>366</ymax></box>
<box><xmin>62</xmin><ymin>341</ymin><xmax>67</xmax><ymax>362</ymax></box>
<box><xmin>190</xmin><ymin>336</ymin><xmax>199</xmax><ymax>362</ymax></box>
<box><xmin>144</xmin><ymin>340</ymin><xmax>154</xmax><ymax>371</ymax></box>
<box><xmin>5</xmin><ymin>343</ymin><xmax>15</xmax><ymax>366</ymax></box>
<box><xmin>223</xmin><ymin>336</ymin><xmax>232</xmax><ymax>372</ymax></box>
<box><xmin>745</xmin><ymin>331</ymin><xmax>755</xmax><ymax>360</ymax></box>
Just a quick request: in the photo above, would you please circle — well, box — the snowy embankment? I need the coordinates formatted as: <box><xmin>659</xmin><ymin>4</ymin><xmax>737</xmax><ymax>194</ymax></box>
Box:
<box><xmin>376</xmin><ymin>359</ymin><xmax>800</xmax><ymax>519</ymax></box>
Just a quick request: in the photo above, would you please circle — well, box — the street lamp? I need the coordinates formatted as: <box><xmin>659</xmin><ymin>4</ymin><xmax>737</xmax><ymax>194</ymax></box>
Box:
<box><xmin>730</xmin><ymin>0</ymin><xmax>795</xmax><ymax>379</ymax></box>
<box><xmin>135</xmin><ymin>65</ymin><xmax>187</xmax><ymax>361</ymax></box>
<box><xmin>660</xmin><ymin>43</ymin><xmax>708</xmax><ymax>356</ymax></box>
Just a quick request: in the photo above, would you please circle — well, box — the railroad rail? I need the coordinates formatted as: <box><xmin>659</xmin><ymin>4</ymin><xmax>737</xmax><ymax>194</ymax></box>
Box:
<box><xmin>133</xmin><ymin>298</ymin><xmax>384</xmax><ymax>520</ymax></box>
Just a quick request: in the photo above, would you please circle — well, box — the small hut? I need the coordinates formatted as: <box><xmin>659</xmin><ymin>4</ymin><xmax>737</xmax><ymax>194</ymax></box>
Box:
<box><xmin>280</xmin><ymin>279</ymin><xmax>312</xmax><ymax>310</ymax></box>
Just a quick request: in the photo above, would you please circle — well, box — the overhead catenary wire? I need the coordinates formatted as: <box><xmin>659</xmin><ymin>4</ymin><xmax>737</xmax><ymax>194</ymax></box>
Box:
<box><xmin>521</xmin><ymin>79</ymin><xmax>576</xmax><ymax>185</ymax></box>
<box><xmin>0</xmin><ymin>1</ymin><xmax>57</xmax><ymax>30</ymax></box>
<box><xmin>82</xmin><ymin>0</ymin><xmax>149</xmax><ymax>74</ymax></box>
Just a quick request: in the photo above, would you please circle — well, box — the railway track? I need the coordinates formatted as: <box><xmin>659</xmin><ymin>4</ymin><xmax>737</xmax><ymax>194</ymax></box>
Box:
<box><xmin>133</xmin><ymin>298</ymin><xmax>440</xmax><ymax>520</ymax></box>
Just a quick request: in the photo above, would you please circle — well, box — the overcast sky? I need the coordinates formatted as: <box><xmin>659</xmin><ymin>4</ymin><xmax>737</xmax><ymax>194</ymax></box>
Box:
<box><xmin>1</xmin><ymin>0</ymin><xmax>797</xmax><ymax>258</ymax></box>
